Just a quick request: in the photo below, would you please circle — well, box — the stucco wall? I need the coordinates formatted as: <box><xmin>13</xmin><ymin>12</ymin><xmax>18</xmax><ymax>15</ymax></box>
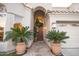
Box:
<box><xmin>25</xmin><ymin>3</ymin><xmax>52</xmax><ymax>11</ymax></box>
<box><xmin>0</xmin><ymin>3</ymin><xmax>33</xmax><ymax>52</ymax></box>
<box><xmin>1</xmin><ymin>3</ymin><xmax>79</xmax><ymax>52</ymax></box>
<box><xmin>4</xmin><ymin>3</ymin><xmax>32</xmax><ymax>28</ymax></box>
<box><xmin>53</xmin><ymin>14</ymin><xmax>79</xmax><ymax>48</ymax></box>
<box><xmin>52</xmin><ymin>14</ymin><xmax>79</xmax><ymax>21</ymax></box>
<box><xmin>69</xmin><ymin>3</ymin><xmax>79</xmax><ymax>11</ymax></box>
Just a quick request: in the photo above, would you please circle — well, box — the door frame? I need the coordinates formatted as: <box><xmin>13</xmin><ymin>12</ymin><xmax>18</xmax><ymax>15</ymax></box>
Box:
<box><xmin>32</xmin><ymin>6</ymin><xmax>47</xmax><ymax>42</ymax></box>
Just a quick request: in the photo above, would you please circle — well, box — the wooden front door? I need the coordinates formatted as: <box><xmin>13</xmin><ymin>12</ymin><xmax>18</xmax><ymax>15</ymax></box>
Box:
<box><xmin>37</xmin><ymin>27</ymin><xmax>43</xmax><ymax>41</ymax></box>
<box><xmin>34</xmin><ymin>9</ymin><xmax>45</xmax><ymax>42</ymax></box>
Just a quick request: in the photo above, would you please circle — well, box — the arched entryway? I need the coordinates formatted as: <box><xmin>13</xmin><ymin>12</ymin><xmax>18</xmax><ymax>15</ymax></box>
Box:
<box><xmin>24</xmin><ymin>6</ymin><xmax>53</xmax><ymax>56</ymax></box>
<box><xmin>33</xmin><ymin>7</ymin><xmax>46</xmax><ymax>42</ymax></box>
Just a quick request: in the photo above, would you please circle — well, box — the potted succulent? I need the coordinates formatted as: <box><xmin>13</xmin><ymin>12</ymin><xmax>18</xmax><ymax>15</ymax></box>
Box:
<box><xmin>4</xmin><ymin>26</ymin><xmax>33</xmax><ymax>55</ymax></box>
<box><xmin>46</xmin><ymin>30</ymin><xmax>69</xmax><ymax>55</ymax></box>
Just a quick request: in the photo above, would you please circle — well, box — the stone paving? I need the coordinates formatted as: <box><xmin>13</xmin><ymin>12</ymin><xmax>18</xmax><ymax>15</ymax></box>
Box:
<box><xmin>24</xmin><ymin>41</ymin><xmax>53</xmax><ymax>56</ymax></box>
<box><xmin>62</xmin><ymin>48</ymin><xmax>79</xmax><ymax>56</ymax></box>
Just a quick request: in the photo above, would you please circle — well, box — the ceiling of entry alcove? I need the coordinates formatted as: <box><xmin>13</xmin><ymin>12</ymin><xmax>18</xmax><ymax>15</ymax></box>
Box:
<box><xmin>34</xmin><ymin>10</ymin><xmax>45</xmax><ymax>17</ymax></box>
<box><xmin>34</xmin><ymin>10</ymin><xmax>45</xmax><ymax>23</ymax></box>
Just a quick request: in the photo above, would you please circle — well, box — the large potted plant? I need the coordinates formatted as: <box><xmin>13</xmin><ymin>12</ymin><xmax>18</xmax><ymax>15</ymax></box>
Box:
<box><xmin>46</xmin><ymin>30</ymin><xmax>69</xmax><ymax>55</ymax></box>
<box><xmin>4</xmin><ymin>26</ymin><xmax>32</xmax><ymax>55</ymax></box>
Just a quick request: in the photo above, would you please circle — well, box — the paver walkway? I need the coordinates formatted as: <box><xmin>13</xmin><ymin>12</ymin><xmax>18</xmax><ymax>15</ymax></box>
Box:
<box><xmin>24</xmin><ymin>41</ymin><xmax>53</xmax><ymax>56</ymax></box>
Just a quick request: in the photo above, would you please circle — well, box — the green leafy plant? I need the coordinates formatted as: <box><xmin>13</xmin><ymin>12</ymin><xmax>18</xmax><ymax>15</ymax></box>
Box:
<box><xmin>34</xmin><ymin>18</ymin><xmax>43</xmax><ymax>38</ymax></box>
<box><xmin>34</xmin><ymin>18</ymin><xmax>43</xmax><ymax>28</ymax></box>
<box><xmin>4</xmin><ymin>26</ymin><xmax>33</xmax><ymax>45</ymax></box>
<box><xmin>46</xmin><ymin>30</ymin><xmax>69</xmax><ymax>43</ymax></box>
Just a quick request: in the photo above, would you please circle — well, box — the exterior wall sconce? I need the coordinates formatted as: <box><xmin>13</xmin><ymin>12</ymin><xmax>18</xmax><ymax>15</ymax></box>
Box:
<box><xmin>52</xmin><ymin>23</ymin><xmax>56</xmax><ymax>30</ymax></box>
<box><xmin>52</xmin><ymin>23</ymin><xmax>56</xmax><ymax>27</ymax></box>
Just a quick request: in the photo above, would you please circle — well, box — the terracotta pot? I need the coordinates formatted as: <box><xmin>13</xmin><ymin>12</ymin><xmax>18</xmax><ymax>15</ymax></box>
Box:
<box><xmin>51</xmin><ymin>43</ymin><xmax>61</xmax><ymax>55</ymax></box>
<box><xmin>16</xmin><ymin>42</ymin><xmax>26</xmax><ymax>54</ymax></box>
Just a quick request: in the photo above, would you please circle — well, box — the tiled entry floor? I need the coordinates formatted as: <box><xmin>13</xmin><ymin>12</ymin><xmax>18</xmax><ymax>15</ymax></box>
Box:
<box><xmin>24</xmin><ymin>41</ymin><xmax>53</xmax><ymax>56</ymax></box>
<box><xmin>23</xmin><ymin>41</ymin><xmax>79</xmax><ymax>56</ymax></box>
